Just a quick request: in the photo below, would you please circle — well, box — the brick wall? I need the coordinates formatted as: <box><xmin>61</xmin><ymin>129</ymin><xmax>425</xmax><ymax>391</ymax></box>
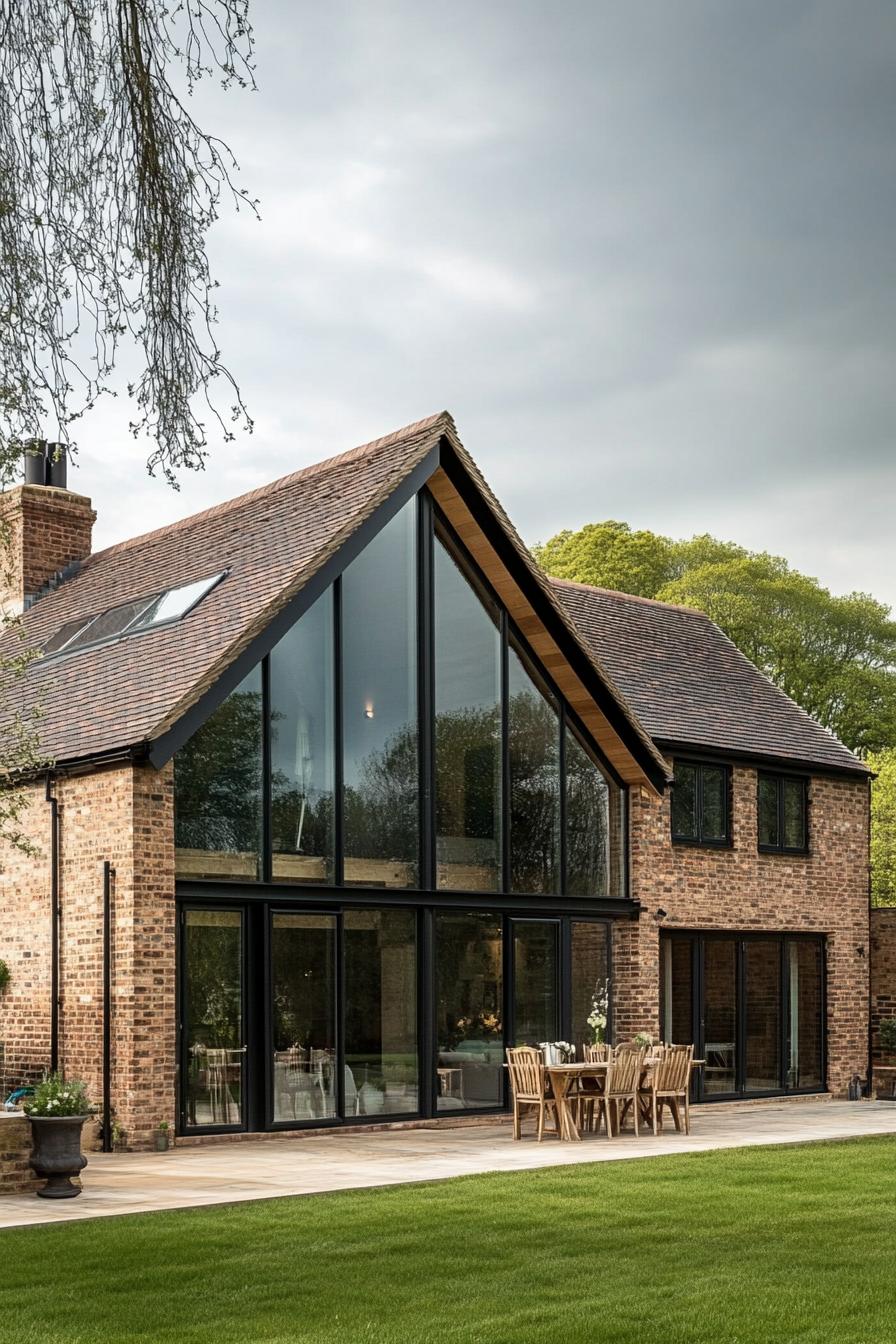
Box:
<box><xmin>870</xmin><ymin>907</ymin><xmax>896</xmax><ymax>1064</ymax></box>
<box><xmin>0</xmin><ymin>762</ymin><xmax>176</xmax><ymax>1149</ymax></box>
<box><xmin>0</xmin><ymin>484</ymin><xmax>95</xmax><ymax>615</ymax></box>
<box><xmin>0</xmin><ymin>1114</ymin><xmax>38</xmax><ymax>1194</ymax></box>
<box><xmin>615</xmin><ymin>762</ymin><xmax>871</xmax><ymax>1095</ymax></box>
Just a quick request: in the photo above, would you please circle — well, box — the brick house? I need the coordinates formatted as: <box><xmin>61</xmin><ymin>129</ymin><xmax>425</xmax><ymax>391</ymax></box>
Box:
<box><xmin>0</xmin><ymin>414</ymin><xmax>872</xmax><ymax>1149</ymax></box>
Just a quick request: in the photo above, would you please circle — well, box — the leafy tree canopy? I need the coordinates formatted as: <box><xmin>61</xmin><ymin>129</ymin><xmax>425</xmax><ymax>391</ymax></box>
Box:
<box><xmin>534</xmin><ymin>522</ymin><xmax>896</xmax><ymax>756</ymax></box>
<box><xmin>869</xmin><ymin>749</ymin><xmax>896</xmax><ymax>908</ymax></box>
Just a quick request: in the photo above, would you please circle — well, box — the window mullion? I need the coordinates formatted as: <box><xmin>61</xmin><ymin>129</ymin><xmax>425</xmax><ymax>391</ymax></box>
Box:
<box><xmin>333</xmin><ymin>577</ymin><xmax>344</xmax><ymax>887</ymax></box>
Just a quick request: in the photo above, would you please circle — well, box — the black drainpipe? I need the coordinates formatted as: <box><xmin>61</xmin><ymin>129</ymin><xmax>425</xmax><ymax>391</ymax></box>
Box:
<box><xmin>45</xmin><ymin>773</ymin><xmax>60</xmax><ymax>1073</ymax></box>
<box><xmin>102</xmin><ymin>861</ymin><xmax>114</xmax><ymax>1153</ymax></box>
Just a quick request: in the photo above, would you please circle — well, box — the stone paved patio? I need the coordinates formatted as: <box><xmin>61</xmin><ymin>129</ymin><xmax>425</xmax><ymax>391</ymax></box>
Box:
<box><xmin>2</xmin><ymin>1099</ymin><xmax>895</xmax><ymax>1230</ymax></box>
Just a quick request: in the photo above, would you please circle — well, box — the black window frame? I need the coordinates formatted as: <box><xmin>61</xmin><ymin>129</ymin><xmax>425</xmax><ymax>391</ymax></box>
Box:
<box><xmin>174</xmin><ymin>487</ymin><xmax>629</xmax><ymax>902</ymax></box>
<box><xmin>670</xmin><ymin>759</ymin><xmax>732</xmax><ymax>848</ymax></box>
<box><xmin>757</xmin><ymin>772</ymin><xmax>810</xmax><ymax>855</ymax></box>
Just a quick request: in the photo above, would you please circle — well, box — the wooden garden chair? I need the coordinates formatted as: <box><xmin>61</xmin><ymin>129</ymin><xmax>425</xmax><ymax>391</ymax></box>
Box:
<box><xmin>602</xmin><ymin>1046</ymin><xmax>646</xmax><ymax>1138</ymax></box>
<box><xmin>506</xmin><ymin>1046</ymin><xmax>558</xmax><ymax>1142</ymax></box>
<box><xmin>579</xmin><ymin>1042</ymin><xmax>611</xmax><ymax>1133</ymax></box>
<box><xmin>639</xmin><ymin>1043</ymin><xmax>693</xmax><ymax>1135</ymax></box>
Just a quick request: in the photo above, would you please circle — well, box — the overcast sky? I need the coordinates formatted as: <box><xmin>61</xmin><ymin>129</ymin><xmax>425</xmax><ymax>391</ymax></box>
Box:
<box><xmin>77</xmin><ymin>1</ymin><xmax>896</xmax><ymax>608</ymax></box>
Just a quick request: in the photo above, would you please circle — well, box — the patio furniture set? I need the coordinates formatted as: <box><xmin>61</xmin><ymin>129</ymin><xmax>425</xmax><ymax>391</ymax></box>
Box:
<box><xmin>506</xmin><ymin>1043</ymin><xmax>703</xmax><ymax>1143</ymax></box>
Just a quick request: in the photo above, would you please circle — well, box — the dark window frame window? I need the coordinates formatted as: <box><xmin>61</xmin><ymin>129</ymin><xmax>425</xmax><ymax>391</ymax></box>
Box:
<box><xmin>670</xmin><ymin>759</ymin><xmax>732</xmax><ymax>848</ymax></box>
<box><xmin>175</xmin><ymin>488</ymin><xmax>628</xmax><ymax>899</ymax></box>
<box><xmin>757</xmin><ymin>773</ymin><xmax>809</xmax><ymax>855</ymax></box>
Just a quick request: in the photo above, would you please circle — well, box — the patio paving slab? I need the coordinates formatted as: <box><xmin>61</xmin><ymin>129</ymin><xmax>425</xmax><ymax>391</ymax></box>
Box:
<box><xmin>2</xmin><ymin>1099</ymin><xmax>895</xmax><ymax>1230</ymax></box>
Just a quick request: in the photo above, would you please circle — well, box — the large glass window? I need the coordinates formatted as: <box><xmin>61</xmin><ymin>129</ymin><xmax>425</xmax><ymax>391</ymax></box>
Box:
<box><xmin>172</xmin><ymin>492</ymin><xmax>626</xmax><ymax>898</ymax></box>
<box><xmin>512</xmin><ymin>921</ymin><xmax>559</xmax><ymax>1045</ymax></box>
<box><xmin>174</xmin><ymin>669</ymin><xmax>263</xmax><ymax>881</ymax></box>
<box><xmin>270</xmin><ymin>590</ymin><xmax>334</xmax><ymax>884</ymax></box>
<box><xmin>435</xmin><ymin>912</ymin><xmax>503</xmax><ymax>1110</ymax></box>
<box><xmin>508</xmin><ymin>646</ymin><xmax>560</xmax><ymax>894</ymax></box>
<box><xmin>344</xmin><ymin>909</ymin><xmax>418</xmax><ymax>1116</ymax></box>
<box><xmin>570</xmin><ymin>921</ymin><xmax>611</xmax><ymax>1050</ymax></box>
<box><xmin>271</xmin><ymin>913</ymin><xmax>337</xmax><ymax>1123</ymax></box>
<box><xmin>342</xmin><ymin>502</ymin><xmax>418</xmax><ymax>888</ymax></box>
<box><xmin>661</xmin><ymin>936</ymin><xmax>694</xmax><ymax>1046</ymax></box>
<box><xmin>184</xmin><ymin>910</ymin><xmax>244</xmax><ymax>1128</ymax></box>
<box><xmin>434</xmin><ymin>538</ymin><xmax>502</xmax><ymax>892</ymax></box>
<box><xmin>788</xmin><ymin>940</ymin><xmax>823</xmax><ymax>1090</ymax></box>
<box><xmin>703</xmin><ymin>938</ymin><xmax>737</xmax><ymax>1095</ymax></box>
<box><xmin>744</xmin><ymin>939</ymin><xmax>781</xmax><ymax>1092</ymax></box>
<box><xmin>565</xmin><ymin>728</ymin><xmax>611</xmax><ymax>896</ymax></box>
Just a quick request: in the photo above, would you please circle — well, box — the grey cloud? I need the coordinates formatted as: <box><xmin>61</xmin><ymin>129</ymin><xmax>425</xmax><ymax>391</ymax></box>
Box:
<box><xmin>77</xmin><ymin>0</ymin><xmax>896</xmax><ymax>607</ymax></box>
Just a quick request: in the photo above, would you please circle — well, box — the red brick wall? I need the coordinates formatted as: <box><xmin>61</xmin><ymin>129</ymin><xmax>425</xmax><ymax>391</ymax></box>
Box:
<box><xmin>615</xmin><ymin>762</ymin><xmax>871</xmax><ymax>1095</ymax></box>
<box><xmin>870</xmin><ymin>907</ymin><xmax>896</xmax><ymax>1064</ymax></box>
<box><xmin>0</xmin><ymin>762</ymin><xmax>175</xmax><ymax>1149</ymax></box>
<box><xmin>0</xmin><ymin>484</ymin><xmax>95</xmax><ymax>615</ymax></box>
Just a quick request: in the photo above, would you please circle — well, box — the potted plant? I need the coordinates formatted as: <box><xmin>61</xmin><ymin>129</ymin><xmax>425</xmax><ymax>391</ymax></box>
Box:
<box><xmin>154</xmin><ymin>1120</ymin><xmax>170</xmax><ymax>1152</ymax></box>
<box><xmin>23</xmin><ymin>1073</ymin><xmax>92</xmax><ymax>1200</ymax></box>
<box><xmin>587</xmin><ymin>978</ymin><xmax>609</xmax><ymax>1045</ymax></box>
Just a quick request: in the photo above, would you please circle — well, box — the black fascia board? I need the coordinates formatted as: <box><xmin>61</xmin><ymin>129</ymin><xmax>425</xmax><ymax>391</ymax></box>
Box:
<box><xmin>435</xmin><ymin>438</ymin><xmax>670</xmax><ymax>795</ymax></box>
<box><xmin>653</xmin><ymin>738</ymin><xmax>870</xmax><ymax>781</ymax></box>
<box><xmin>146</xmin><ymin>443</ymin><xmax>441</xmax><ymax>769</ymax></box>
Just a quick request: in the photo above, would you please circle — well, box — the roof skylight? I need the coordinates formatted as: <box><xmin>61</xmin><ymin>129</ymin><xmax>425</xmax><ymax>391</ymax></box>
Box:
<box><xmin>43</xmin><ymin>572</ymin><xmax>226</xmax><ymax>658</ymax></box>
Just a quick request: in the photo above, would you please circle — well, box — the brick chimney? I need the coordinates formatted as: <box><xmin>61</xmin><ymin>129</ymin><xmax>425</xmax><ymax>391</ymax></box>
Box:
<box><xmin>1</xmin><ymin>446</ymin><xmax>96</xmax><ymax>617</ymax></box>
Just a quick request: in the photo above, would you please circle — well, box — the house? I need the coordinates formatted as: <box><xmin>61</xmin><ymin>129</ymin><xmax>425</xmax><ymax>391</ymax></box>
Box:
<box><xmin>0</xmin><ymin>414</ymin><xmax>871</xmax><ymax>1148</ymax></box>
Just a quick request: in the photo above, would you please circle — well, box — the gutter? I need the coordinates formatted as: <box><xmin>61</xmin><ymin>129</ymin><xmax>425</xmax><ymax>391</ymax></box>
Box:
<box><xmin>102</xmin><ymin>861</ymin><xmax>113</xmax><ymax>1152</ymax></box>
<box><xmin>45</xmin><ymin>772</ymin><xmax>60</xmax><ymax>1073</ymax></box>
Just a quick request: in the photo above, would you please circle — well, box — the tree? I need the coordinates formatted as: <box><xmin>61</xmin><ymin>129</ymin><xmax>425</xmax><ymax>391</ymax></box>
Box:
<box><xmin>534</xmin><ymin>521</ymin><xmax>676</xmax><ymax>598</ymax></box>
<box><xmin>869</xmin><ymin>749</ymin><xmax>896</xmax><ymax>908</ymax></box>
<box><xmin>1</xmin><ymin>0</ymin><xmax>257</xmax><ymax>852</ymax></box>
<box><xmin>0</xmin><ymin>0</ymin><xmax>257</xmax><ymax>490</ymax></box>
<box><xmin>535</xmin><ymin>523</ymin><xmax>896</xmax><ymax>756</ymax></box>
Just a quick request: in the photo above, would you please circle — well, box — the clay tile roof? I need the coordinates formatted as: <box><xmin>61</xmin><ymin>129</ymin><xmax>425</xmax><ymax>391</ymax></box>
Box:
<box><xmin>551</xmin><ymin>578</ymin><xmax>868</xmax><ymax>776</ymax></box>
<box><xmin>0</xmin><ymin>413</ymin><xmax>449</xmax><ymax>764</ymax></box>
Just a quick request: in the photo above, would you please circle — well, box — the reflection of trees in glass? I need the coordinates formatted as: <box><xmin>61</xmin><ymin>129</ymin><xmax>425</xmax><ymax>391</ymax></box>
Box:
<box><xmin>436</xmin><ymin>705</ymin><xmax>500</xmax><ymax>844</ymax></box>
<box><xmin>436</xmin><ymin>914</ymin><xmax>503</xmax><ymax>1047</ymax></box>
<box><xmin>566</xmin><ymin>729</ymin><xmax>609</xmax><ymax>896</ymax></box>
<box><xmin>174</xmin><ymin>681</ymin><xmax>262</xmax><ymax>855</ymax></box>
<box><xmin>186</xmin><ymin>919</ymin><xmax>241</xmax><ymax>1049</ymax></box>
<box><xmin>344</xmin><ymin>722</ymin><xmax>418</xmax><ymax>871</ymax></box>
<box><xmin>509</xmin><ymin>686</ymin><xmax>560</xmax><ymax>894</ymax></box>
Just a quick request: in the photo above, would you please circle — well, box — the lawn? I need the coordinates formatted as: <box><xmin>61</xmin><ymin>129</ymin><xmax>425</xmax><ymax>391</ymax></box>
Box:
<box><xmin>1</xmin><ymin>1138</ymin><xmax>894</xmax><ymax>1344</ymax></box>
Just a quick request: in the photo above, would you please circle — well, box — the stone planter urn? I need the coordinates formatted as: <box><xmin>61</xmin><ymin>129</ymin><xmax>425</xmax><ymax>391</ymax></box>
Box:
<box><xmin>29</xmin><ymin>1115</ymin><xmax>89</xmax><ymax>1199</ymax></box>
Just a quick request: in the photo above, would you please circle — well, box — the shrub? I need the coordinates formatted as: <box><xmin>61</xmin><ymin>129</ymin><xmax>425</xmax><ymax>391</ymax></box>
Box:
<box><xmin>23</xmin><ymin>1072</ymin><xmax>93</xmax><ymax>1117</ymax></box>
<box><xmin>880</xmin><ymin>1018</ymin><xmax>896</xmax><ymax>1054</ymax></box>
<box><xmin>0</xmin><ymin>959</ymin><xmax>10</xmax><ymax>992</ymax></box>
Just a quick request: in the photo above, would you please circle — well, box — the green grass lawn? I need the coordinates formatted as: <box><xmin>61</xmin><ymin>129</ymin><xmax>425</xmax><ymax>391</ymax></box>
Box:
<box><xmin>1</xmin><ymin>1137</ymin><xmax>894</xmax><ymax>1344</ymax></box>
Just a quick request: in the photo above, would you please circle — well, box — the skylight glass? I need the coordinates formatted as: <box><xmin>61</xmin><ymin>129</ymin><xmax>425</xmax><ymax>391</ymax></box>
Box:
<box><xmin>43</xmin><ymin>572</ymin><xmax>226</xmax><ymax>658</ymax></box>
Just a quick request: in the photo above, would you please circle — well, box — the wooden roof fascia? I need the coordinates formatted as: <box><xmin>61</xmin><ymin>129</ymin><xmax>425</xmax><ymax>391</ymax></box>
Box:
<box><xmin>428</xmin><ymin>440</ymin><xmax>670</xmax><ymax>795</ymax></box>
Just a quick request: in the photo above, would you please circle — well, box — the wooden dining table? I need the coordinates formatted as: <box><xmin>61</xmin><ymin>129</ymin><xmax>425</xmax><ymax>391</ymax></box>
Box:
<box><xmin>546</xmin><ymin>1057</ymin><xmax>705</xmax><ymax>1141</ymax></box>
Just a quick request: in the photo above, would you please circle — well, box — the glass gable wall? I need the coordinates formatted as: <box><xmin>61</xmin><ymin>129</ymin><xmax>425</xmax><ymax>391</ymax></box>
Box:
<box><xmin>174</xmin><ymin>493</ymin><xmax>624</xmax><ymax>899</ymax></box>
<box><xmin>174</xmin><ymin>489</ymin><xmax>629</xmax><ymax>1134</ymax></box>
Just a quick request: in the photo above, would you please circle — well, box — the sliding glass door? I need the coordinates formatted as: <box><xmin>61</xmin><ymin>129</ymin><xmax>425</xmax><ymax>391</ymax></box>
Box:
<box><xmin>182</xmin><ymin>909</ymin><xmax>245</xmax><ymax>1130</ymax></box>
<box><xmin>180</xmin><ymin>901</ymin><xmax>616</xmax><ymax>1133</ymax></box>
<box><xmin>660</xmin><ymin>931</ymin><xmax>825</xmax><ymax>1099</ymax></box>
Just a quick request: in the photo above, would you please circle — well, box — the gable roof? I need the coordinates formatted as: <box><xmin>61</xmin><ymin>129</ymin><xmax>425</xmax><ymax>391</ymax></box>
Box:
<box><xmin>0</xmin><ymin>414</ymin><xmax>670</xmax><ymax>791</ymax></box>
<box><xmin>552</xmin><ymin>579</ymin><xmax>868</xmax><ymax>776</ymax></box>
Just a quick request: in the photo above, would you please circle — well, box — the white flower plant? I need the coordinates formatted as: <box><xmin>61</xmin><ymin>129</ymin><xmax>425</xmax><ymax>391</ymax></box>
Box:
<box><xmin>23</xmin><ymin>1072</ymin><xmax>93</xmax><ymax>1118</ymax></box>
<box><xmin>587</xmin><ymin>978</ymin><xmax>610</xmax><ymax>1045</ymax></box>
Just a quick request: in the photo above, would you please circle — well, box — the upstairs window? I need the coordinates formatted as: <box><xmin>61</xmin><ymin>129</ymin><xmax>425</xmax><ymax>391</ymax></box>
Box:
<box><xmin>758</xmin><ymin>774</ymin><xmax>808</xmax><ymax>853</ymax></box>
<box><xmin>671</xmin><ymin>761</ymin><xmax>729</xmax><ymax>846</ymax></box>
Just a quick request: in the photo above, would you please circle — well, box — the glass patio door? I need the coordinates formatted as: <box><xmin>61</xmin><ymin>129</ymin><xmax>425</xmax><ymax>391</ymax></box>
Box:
<box><xmin>511</xmin><ymin>920</ymin><xmax>560</xmax><ymax>1046</ymax></box>
<box><xmin>659</xmin><ymin>932</ymin><xmax>825</xmax><ymax>1100</ymax></box>
<box><xmin>182</xmin><ymin>908</ymin><xmax>246</xmax><ymax>1130</ymax></box>
<box><xmin>270</xmin><ymin>912</ymin><xmax>338</xmax><ymax>1124</ymax></box>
